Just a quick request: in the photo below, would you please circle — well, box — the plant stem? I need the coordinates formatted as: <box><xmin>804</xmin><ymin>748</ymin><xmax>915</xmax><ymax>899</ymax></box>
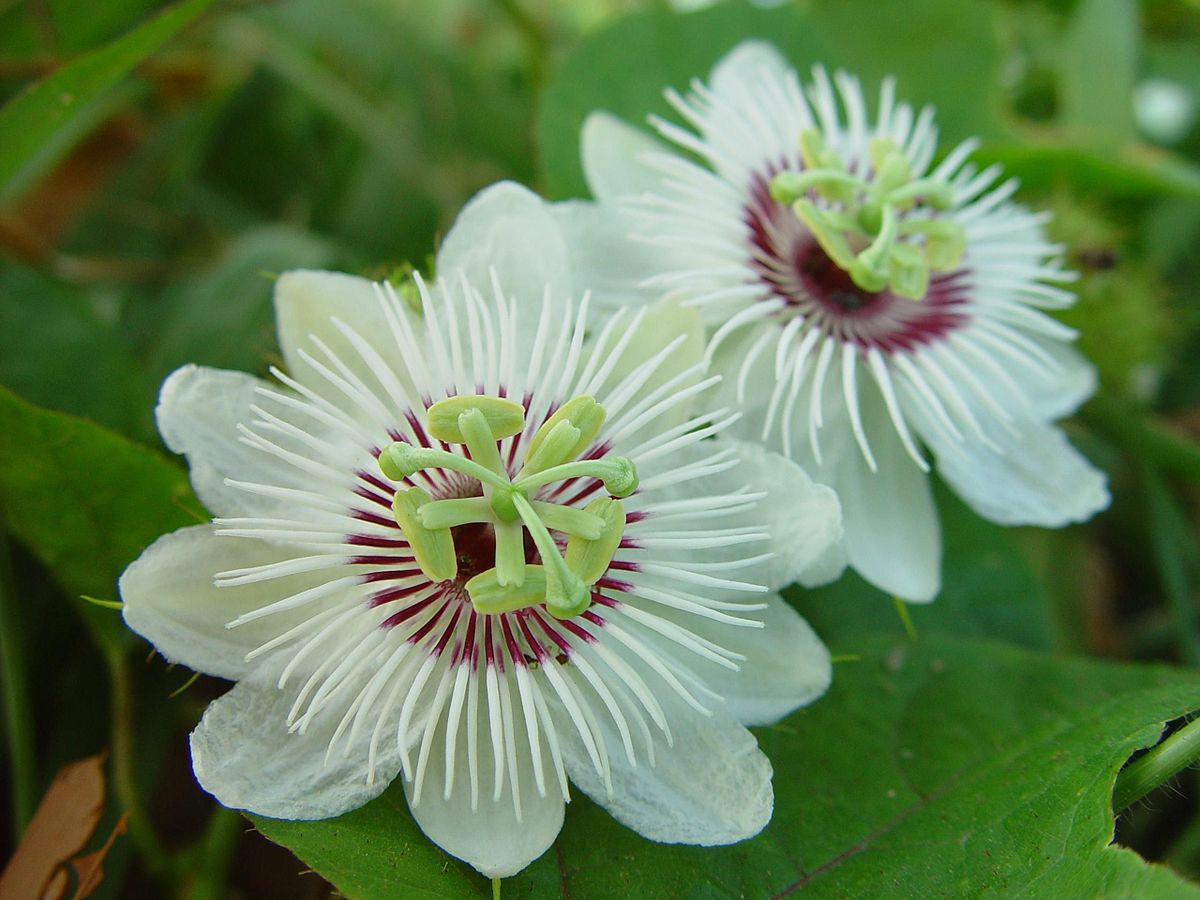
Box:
<box><xmin>1140</xmin><ymin>466</ymin><xmax>1200</xmax><ymax>665</ymax></box>
<box><xmin>0</xmin><ymin>526</ymin><xmax>36</xmax><ymax>835</ymax></box>
<box><xmin>185</xmin><ymin>807</ymin><xmax>243</xmax><ymax>900</ymax></box>
<box><xmin>107</xmin><ymin>646</ymin><xmax>177</xmax><ymax>885</ymax></box>
<box><xmin>1114</xmin><ymin>716</ymin><xmax>1200</xmax><ymax>813</ymax></box>
<box><xmin>1083</xmin><ymin>397</ymin><xmax>1200</xmax><ymax>482</ymax></box>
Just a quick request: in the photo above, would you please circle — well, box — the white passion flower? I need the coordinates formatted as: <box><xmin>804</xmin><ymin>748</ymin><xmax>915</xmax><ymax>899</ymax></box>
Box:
<box><xmin>568</xmin><ymin>40</ymin><xmax>1110</xmax><ymax>602</ymax></box>
<box><xmin>118</xmin><ymin>183</ymin><xmax>843</xmax><ymax>878</ymax></box>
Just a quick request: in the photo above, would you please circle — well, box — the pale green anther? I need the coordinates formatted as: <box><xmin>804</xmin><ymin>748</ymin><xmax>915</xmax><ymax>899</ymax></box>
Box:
<box><xmin>901</xmin><ymin>218</ymin><xmax>966</xmax><ymax>271</ymax></box>
<box><xmin>886</xmin><ymin>178</ymin><xmax>953</xmax><ymax>211</ymax></box>
<box><xmin>769</xmin><ymin>169</ymin><xmax>859</xmax><ymax>206</ymax></box>
<box><xmin>522</xmin><ymin>396</ymin><xmax>605</xmax><ymax>474</ymax></box>
<box><xmin>888</xmin><ymin>242</ymin><xmax>930</xmax><ymax>300</ymax></box>
<box><xmin>493</xmin><ymin>521</ymin><xmax>526</xmax><ymax>587</ymax></box>
<box><xmin>564</xmin><ymin>497</ymin><xmax>626</xmax><ymax>585</ymax></box>
<box><xmin>799</xmin><ymin>129</ymin><xmax>828</xmax><ymax>171</ymax></box>
<box><xmin>872</xmin><ymin>148</ymin><xmax>911</xmax><ymax>197</ymax></box>
<box><xmin>378</xmin><ymin>442</ymin><xmax>509</xmax><ymax>491</ymax></box>
<box><xmin>531</xmin><ymin>501</ymin><xmax>606</xmax><ymax>540</ymax></box>
<box><xmin>426</xmin><ymin>395</ymin><xmax>525</xmax><ymax>443</ymax></box>
<box><xmin>519</xmin><ymin>419</ymin><xmax>582</xmax><ymax>481</ymax></box>
<box><xmin>392</xmin><ymin>487</ymin><xmax>457</xmax><ymax>582</ymax></box>
<box><xmin>792</xmin><ymin>199</ymin><xmax>858</xmax><ymax>270</ymax></box>
<box><xmin>466</xmin><ymin>565</ymin><xmax>547</xmax><ymax>615</ymax></box>
<box><xmin>456</xmin><ymin>407</ymin><xmax>506</xmax><ymax>477</ymax></box>
<box><xmin>417</xmin><ymin>496</ymin><xmax>492</xmax><ymax>530</ymax></box>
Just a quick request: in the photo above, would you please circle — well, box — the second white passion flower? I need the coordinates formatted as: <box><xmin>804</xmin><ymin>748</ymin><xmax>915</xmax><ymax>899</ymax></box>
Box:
<box><xmin>118</xmin><ymin>182</ymin><xmax>845</xmax><ymax>878</ymax></box>
<box><xmin>564</xmin><ymin>40</ymin><xmax>1110</xmax><ymax>603</ymax></box>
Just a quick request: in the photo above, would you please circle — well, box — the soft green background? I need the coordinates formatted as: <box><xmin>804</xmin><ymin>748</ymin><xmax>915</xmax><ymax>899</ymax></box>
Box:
<box><xmin>1</xmin><ymin>0</ymin><xmax>1200</xmax><ymax>896</ymax></box>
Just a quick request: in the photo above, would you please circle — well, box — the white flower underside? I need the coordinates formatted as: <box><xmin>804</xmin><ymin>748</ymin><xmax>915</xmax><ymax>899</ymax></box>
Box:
<box><xmin>199</xmin><ymin>275</ymin><xmax>784</xmax><ymax>829</ymax></box>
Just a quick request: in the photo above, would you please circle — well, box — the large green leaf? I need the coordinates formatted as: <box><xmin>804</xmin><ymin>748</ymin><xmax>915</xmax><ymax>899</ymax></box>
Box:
<box><xmin>0</xmin><ymin>385</ymin><xmax>198</xmax><ymax>647</ymax></box>
<box><xmin>252</xmin><ymin>636</ymin><xmax>1200</xmax><ymax>897</ymax></box>
<box><xmin>537</xmin><ymin>0</ymin><xmax>1007</xmax><ymax>200</ymax></box>
<box><xmin>0</xmin><ymin>0</ymin><xmax>212</xmax><ymax>202</ymax></box>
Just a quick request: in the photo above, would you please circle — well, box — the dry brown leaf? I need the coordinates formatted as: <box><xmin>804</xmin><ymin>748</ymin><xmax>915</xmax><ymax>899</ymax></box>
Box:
<box><xmin>68</xmin><ymin>813</ymin><xmax>128</xmax><ymax>899</ymax></box>
<box><xmin>0</xmin><ymin>754</ymin><xmax>106</xmax><ymax>900</ymax></box>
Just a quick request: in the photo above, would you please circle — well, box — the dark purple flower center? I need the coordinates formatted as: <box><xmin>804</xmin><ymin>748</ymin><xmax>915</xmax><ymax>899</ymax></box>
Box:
<box><xmin>744</xmin><ymin>170</ymin><xmax>970</xmax><ymax>353</ymax></box>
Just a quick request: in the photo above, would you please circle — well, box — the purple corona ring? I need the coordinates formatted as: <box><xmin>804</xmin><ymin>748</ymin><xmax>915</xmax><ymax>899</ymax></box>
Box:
<box><xmin>565</xmin><ymin>40</ymin><xmax>1110</xmax><ymax>602</ymax></box>
<box><xmin>118</xmin><ymin>183</ymin><xmax>843</xmax><ymax>879</ymax></box>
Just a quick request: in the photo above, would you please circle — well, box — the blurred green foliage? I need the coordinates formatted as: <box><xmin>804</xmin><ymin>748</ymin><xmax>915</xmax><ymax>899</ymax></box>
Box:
<box><xmin>1</xmin><ymin>0</ymin><xmax>1199</xmax><ymax>896</ymax></box>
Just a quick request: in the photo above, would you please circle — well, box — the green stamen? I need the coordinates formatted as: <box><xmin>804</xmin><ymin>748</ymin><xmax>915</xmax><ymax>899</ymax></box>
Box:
<box><xmin>417</xmin><ymin>497</ymin><xmax>492</xmax><ymax>530</ymax></box>
<box><xmin>456</xmin><ymin>407</ymin><xmax>507</xmax><ymax>477</ymax></box>
<box><xmin>519</xmin><ymin>419</ymin><xmax>582</xmax><ymax>481</ymax></box>
<box><xmin>392</xmin><ymin>487</ymin><xmax>457</xmax><ymax>582</ymax></box>
<box><xmin>769</xmin><ymin>127</ymin><xmax>964</xmax><ymax>302</ymax></box>
<box><xmin>513</xmin><ymin>456</ymin><xmax>638</xmax><ymax>498</ymax></box>
<box><xmin>379</xmin><ymin>443</ymin><xmax>509</xmax><ymax>492</ymax></box>
<box><xmin>530</xmin><ymin>501</ymin><xmax>606</xmax><ymax>540</ymax></box>
<box><xmin>510</xmin><ymin>493</ymin><xmax>589</xmax><ymax>619</ymax></box>
<box><xmin>383</xmin><ymin>392</ymin><xmax>632</xmax><ymax>619</ymax></box>
<box><xmin>564</xmin><ymin>497</ymin><xmax>626</xmax><ymax>584</ymax></box>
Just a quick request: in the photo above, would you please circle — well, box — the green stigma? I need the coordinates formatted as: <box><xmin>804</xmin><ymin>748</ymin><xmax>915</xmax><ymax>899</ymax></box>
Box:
<box><xmin>380</xmin><ymin>394</ymin><xmax>636</xmax><ymax>620</ymax></box>
<box><xmin>769</xmin><ymin>129</ymin><xmax>966</xmax><ymax>301</ymax></box>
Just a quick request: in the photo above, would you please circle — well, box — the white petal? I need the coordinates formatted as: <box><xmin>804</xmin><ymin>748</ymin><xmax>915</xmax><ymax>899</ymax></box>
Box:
<box><xmin>120</xmin><ymin>525</ymin><xmax>320</xmax><ymax>681</ymax></box>
<box><xmin>402</xmin><ymin>695</ymin><xmax>565</xmax><ymax>878</ymax></box>
<box><xmin>157</xmin><ymin>365</ymin><xmax>293</xmax><ymax>517</ymax></box>
<box><xmin>680</xmin><ymin>592</ymin><xmax>831</xmax><ymax>727</ymax></box>
<box><xmin>581</xmin><ymin>111</ymin><xmax>671</xmax><ymax>201</ymax></box>
<box><xmin>190</xmin><ymin>671</ymin><xmax>401</xmax><ymax>820</ymax></box>
<box><xmin>559</xmin><ymin>678</ymin><xmax>773</xmax><ymax>845</ymax></box>
<box><xmin>1010</xmin><ymin>338</ymin><xmax>1098</xmax><ymax>419</ymax></box>
<box><xmin>723</xmin><ymin>439</ymin><xmax>844</xmax><ymax>589</ymax></box>
<box><xmin>595</xmin><ymin>298</ymin><xmax>705</xmax><ymax>422</ymax></box>
<box><xmin>694</xmin><ymin>40</ymin><xmax>803</xmax><ymax>186</ymax></box>
<box><xmin>795</xmin><ymin>378</ymin><xmax>941</xmax><ymax>603</ymax></box>
<box><xmin>925</xmin><ymin>414</ymin><xmax>1110</xmax><ymax>527</ymax></box>
<box><xmin>436</xmin><ymin>181</ymin><xmax>572</xmax><ymax>305</ymax></box>
<box><xmin>837</xmin><ymin>436</ymin><xmax>940</xmax><ymax>602</ymax></box>
<box><xmin>633</xmin><ymin>436</ymin><xmax>843</xmax><ymax>592</ymax></box>
<box><xmin>274</xmin><ymin>269</ymin><xmax>394</xmax><ymax>391</ymax></box>
<box><xmin>708</xmin><ymin>40</ymin><xmax>792</xmax><ymax>100</ymax></box>
<box><xmin>552</xmin><ymin>201</ymin><xmax>663</xmax><ymax>310</ymax></box>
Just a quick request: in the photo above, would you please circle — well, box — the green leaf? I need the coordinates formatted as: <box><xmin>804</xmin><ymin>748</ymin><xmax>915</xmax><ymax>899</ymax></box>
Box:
<box><xmin>252</xmin><ymin>636</ymin><xmax>1200</xmax><ymax>897</ymax></box>
<box><xmin>0</xmin><ymin>0</ymin><xmax>212</xmax><ymax>203</ymax></box>
<box><xmin>1058</xmin><ymin>0</ymin><xmax>1139</xmax><ymax>146</ymax></box>
<box><xmin>0</xmin><ymin>264</ymin><xmax>149</xmax><ymax>438</ymax></box>
<box><xmin>537</xmin><ymin>0</ymin><xmax>1007</xmax><ymax>200</ymax></box>
<box><xmin>795</xmin><ymin>485</ymin><xmax>1056</xmax><ymax>651</ymax></box>
<box><xmin>0</xmin><ymin>384</ymin><xmax>198</xmax><ymax>648</ymax></box>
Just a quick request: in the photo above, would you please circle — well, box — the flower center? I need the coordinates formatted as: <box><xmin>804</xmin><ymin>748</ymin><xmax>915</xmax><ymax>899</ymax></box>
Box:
<box><xmin>769</xmin><ymin>128</ymin><xmax>966</xmax><ymax>301</ymax></box>
<box><xmin>378</xmin><ymin>394</ymin><xmax>636</xmax><ymax>620</ymax></box>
